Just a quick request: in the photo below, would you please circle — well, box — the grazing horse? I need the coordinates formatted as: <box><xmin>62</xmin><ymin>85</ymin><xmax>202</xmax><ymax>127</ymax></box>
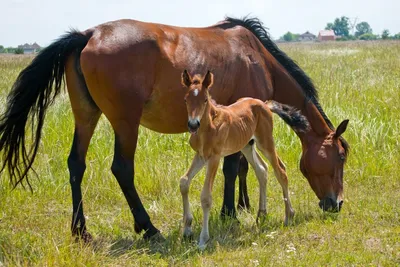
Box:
<box><xmin>0</xmin><ymin>16</ymin><xmax>349</xmax><ymax>241</ymax></box>
<box><xmin>179</xmin><ymin>70</ymin><xmax>309</xmax><ymax>249</ymax></box>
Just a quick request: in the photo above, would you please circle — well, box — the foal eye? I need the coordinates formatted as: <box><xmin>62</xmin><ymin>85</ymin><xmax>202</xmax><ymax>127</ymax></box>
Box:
<box><xmin>339</xmin><ymin>155</ymin><xmax>345</xmax><ymax>161</ymax></box>
<box><xmin>204</xmin><ymin>99</ymin><xmax>208</xmax><ymax>103</ymax></box>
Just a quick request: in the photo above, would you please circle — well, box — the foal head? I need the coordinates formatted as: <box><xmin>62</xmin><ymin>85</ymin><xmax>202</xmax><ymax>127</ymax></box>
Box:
<box><xmin>181</xmin><ymin>70</ymin><xmax>214</xmax><ymax>134</ymax></box>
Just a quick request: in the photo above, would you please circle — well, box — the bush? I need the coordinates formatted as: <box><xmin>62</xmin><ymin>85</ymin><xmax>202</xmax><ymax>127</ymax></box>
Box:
<box><xmin>359</xmin><ymin>33</ymin><xmax>377</xmax><ymax>40</ymax></box>
<box><xmin>14</xmin><ymin>48</ymin><xmax>24</xmax><ymax>54</ymax></box>
<box><xmin>336</xmin><ymin>35</ymin><xmax>357</xmax><ymax>41</ymax></box>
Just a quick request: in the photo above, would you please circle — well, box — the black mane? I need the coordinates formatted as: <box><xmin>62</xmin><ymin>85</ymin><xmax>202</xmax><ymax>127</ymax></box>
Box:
<box><xmin>225</xmin><ymin>16</ymin><xmax>349</xmax><ymax>155</ymax></box>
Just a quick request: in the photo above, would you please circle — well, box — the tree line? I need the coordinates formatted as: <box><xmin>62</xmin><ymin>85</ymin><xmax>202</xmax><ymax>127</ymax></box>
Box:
<box><xmin>281</xmin><ymin>16</ymin><xmax>400</xmax><ymax>41</ymax></box>
<box><xmin>0</xmin><ymin>46</ymin><xmax>24</xmax><ymax>54</ymax></box>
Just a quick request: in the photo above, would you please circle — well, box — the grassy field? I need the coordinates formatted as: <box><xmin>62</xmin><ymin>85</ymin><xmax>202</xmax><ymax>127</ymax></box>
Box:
<box><xmin>0</xmin><ymin>41</ymin><xmax>399</xmax><ymax>266</ymax></box>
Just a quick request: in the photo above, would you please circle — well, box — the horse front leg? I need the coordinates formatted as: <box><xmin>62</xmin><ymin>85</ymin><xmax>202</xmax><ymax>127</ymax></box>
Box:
<box><xmin>111</xmin><ymin>119</ymin><xmax>160</xmax><ymax>240</ymax></box>
<box><xmin>221</xmin><ymin>152</ymin><xmax>241</xmax><ymax>218</ymax></box>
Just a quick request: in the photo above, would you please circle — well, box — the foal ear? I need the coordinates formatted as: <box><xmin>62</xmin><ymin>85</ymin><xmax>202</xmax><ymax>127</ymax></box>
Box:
<box><xmin>202</xmin><ymin>70</ymin><xmax>214</xmax><ymax>89</ymax></box>
<box><xmin>334</xmin><ymin>119</ymin><xmax>349</xmax><ymax>138</ymax></box>
<box><xmin>181</xmin><ymin>70</ymin><xmax>192</xmax><ymax>88</ymax></box>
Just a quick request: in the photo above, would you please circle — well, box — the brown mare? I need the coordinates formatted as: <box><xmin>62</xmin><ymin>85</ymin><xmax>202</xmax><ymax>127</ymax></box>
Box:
<box><xmin>180</xmin><ymin>70</ymin><xmax>310</xmax><ymax>248</ymax></box>
<box><xmin>0</xmin><ymin>17</ymin><xmax>349</xmax><ymax>241</ymax></box>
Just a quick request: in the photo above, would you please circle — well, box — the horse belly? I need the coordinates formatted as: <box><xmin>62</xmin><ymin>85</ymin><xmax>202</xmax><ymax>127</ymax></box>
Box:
<box><xmin>140</xmin><ymin>83</ymin><xmax>188</xmax><ymax>133</ymax></box>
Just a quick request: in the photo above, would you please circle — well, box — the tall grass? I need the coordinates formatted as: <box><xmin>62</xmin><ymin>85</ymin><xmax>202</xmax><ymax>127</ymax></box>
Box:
<box><xmin>0</xmin><ymin>41</ymin><xmax>399</xmax><ymax>266</ymax></box>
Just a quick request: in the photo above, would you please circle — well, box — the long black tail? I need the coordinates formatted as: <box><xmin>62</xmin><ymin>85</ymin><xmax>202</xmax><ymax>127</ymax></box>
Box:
<box><xmin>0</xmin><ymin>30</ymin><xmax>90</xmax><ymax>189</ymax></box>
<box><xmin>266</xmin><ymin>101</ymin><xmax>310</xmax><ymax>134</ymax></box>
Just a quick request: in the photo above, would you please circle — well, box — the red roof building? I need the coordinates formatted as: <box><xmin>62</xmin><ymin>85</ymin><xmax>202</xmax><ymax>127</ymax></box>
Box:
<box><xmin>318</xmin><ymin>30</ymin><xmax>336</xmax><ymax>41</ymax></box>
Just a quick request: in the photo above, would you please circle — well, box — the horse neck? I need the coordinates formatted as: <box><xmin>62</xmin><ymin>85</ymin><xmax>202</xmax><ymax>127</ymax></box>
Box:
<box><xmin>271</xmin><ymin>66</ymin><xmax>332</xmax><ymax>143</ymax></box>
<box><xmin>199</xmin><ymin>100</ymin><xmax>218</xmax><ymax>131</ymax></box>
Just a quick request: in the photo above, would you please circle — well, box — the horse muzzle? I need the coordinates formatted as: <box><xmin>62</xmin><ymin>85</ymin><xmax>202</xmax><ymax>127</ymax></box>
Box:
<box><xmin>319</xmin><ymin>197</ymin><xmax>343</xmax><ymax>212</ymax></box>
<box><xmin>188</xmin><ymin>119</ymin><xmax>200</xmax><ymax>134</ymax></box>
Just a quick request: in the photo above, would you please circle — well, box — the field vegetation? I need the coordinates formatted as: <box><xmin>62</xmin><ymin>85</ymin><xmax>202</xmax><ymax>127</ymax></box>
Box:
<box><xmin>0</xmin><ymin>41</ymin><xmax>399</xmax><ymax>266</ymax></box>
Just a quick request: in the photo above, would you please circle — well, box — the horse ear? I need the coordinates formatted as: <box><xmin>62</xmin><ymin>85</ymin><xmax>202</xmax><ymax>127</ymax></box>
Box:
<box><xmin>181</xmin><ymin>70</ymin><xmax>192</xmax><ymax>88</ymax></box>
<box><xmin>202</xmin><ymin>70</ymin><xmax>214</xmax><ymax>89</ymax></box>
<box><xmin>334</xmin><ymin>119</ymin><xmax>349</xmax><ymax>138</ymax></box>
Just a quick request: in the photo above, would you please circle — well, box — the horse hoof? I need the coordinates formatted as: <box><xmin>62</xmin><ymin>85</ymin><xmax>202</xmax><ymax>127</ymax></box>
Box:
<box><xmin>134</xmin><ymin>222</ymin><xmax>142</xmax><ymax>234</ymax></box>
<box><xmin>237</xmin><ymin>203</ymin><xmax>251</xmax><ymax>211</ymax></box>
<box><xmin>220</xmin><ymin>208</ymin><xmax>237</xmax><ymax>220</ymax></box>
<box><xmin>73</xmin><ymin>228</ymin><xmax>93</xmax><ymax>243</ymax></box>
<box><xmin>183</xmin><ymin>228</ymin><xmax>193</xmax><ymax>240</ymax></box>
<box><xmin>144</xmin><ymin>230</ymin><xmax>165</xmax><ymax>243</ymax></box>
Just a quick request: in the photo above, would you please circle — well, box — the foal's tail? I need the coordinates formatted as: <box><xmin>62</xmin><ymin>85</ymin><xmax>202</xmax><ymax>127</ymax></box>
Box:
<box><xmin>266</xmin><ymin>100</ymin><xmax>310</xmax><ymax>134</ymax></box>
<box><xmin>0</xmin><ymin>30</ymin><xmax>91</xmax><ymax>189</ymax></box>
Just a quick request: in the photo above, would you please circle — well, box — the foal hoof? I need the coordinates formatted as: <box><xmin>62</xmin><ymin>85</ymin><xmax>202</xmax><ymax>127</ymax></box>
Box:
<box><xmin>256</xmin><ymin>210</ymin><xmax>267</xmax><ymax>225</ymax></box>
<box><xmin>198</xmin><ymin>243</ymin><xmax>208</xmax><ymax>251</ymax></box>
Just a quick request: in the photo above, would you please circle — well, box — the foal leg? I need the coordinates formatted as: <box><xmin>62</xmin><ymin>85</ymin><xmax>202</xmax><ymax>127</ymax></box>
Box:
<box><xmin>221</xmin><ymin>152</ymin><xmax>241</xmax><ymax>218</ymax></box>
<box><xmin>241</xmin><ymin>144</ymin><xmax>268</xmax><ymax>223</ymax></box>
<box><xmin>199</xmin><ymin>156</ymin><xmax>220</xmax><ymax>250</ymax></box>
<box><xmin>237</xmin><ymin>155</ymin><xmax>251</xmax><ymax>210</ymax></box>
<box><xmin>180</xmin><ymin>153</ymin><xmax>205</xmax><ymax>238</ymax></box>
<box><xmin>111</xmin><ymin>121</ymin><xmax>160</xmax><ymax>239</ymax></box>
<box><xmin>257</xmin><ymin>143</ymin><xmax>294</xmax><ymax>226</ymax></box>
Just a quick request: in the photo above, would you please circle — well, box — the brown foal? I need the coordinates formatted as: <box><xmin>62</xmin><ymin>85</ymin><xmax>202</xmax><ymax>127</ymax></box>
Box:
<box><xmin>180</xmin><ymin>70</ymin><xmax>310</xmax><ymax>249</ymax></box>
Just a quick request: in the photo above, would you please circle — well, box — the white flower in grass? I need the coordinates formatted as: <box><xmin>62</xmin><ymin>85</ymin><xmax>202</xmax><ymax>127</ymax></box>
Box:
<box><xmin>286</xmin><ymin>243</ymin><xmax>296</xmax><ymax>253</ymax></box>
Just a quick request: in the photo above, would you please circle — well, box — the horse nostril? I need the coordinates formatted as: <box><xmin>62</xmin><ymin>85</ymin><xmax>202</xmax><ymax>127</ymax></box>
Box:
<box><xmin>188</xmin><ymin>120</ymin><xmax>200</xmax><ymax>130</ymax></box>
<box><xmin>338</xmin><ymin>200</ymin><xmax>344</xmax><ymax>210</ymax></box>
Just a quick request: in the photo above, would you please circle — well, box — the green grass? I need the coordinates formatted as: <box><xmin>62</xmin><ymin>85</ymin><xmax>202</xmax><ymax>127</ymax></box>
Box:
<box><xmin>0</xmin><ymin>41</ymin><xmax>399</xmax><ymax>266</ymax></box>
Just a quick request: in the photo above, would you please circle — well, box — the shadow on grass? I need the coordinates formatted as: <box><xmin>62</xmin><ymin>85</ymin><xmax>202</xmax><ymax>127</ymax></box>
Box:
<box><xmin>85</xmin><ymin>209</ymin><xmax>339</xmax><ymax>260</ymax></box>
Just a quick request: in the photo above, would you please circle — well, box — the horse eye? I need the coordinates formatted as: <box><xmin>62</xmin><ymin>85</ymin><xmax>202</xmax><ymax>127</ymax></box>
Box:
<box><xmin>340</xmin><ymin>155</ymin><xmax>345</xmax><ymax>161</ymax></box>
<box><xmin>184</xmin><ymin>99</ymin><xmax>187</xmax><ymax>103</ymax></box>
<box><xmin>204</xmin><ymin>98</ymin><xmax>208</xmax><ymax>103</ymax></box>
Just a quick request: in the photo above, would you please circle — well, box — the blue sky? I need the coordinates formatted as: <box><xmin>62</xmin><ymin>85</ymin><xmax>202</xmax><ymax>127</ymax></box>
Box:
<box><xmin>1</xmin><ymin>0</ymin><xmax>399</xmax><ymax>47</ymax></box>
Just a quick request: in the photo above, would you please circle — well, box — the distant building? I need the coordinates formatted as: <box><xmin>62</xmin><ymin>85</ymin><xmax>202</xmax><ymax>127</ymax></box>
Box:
<box><xmin>18</xmin><ymin>42</ymin><xmax>41</xmax><ymax>54</ymax></box>
<box><xmin>298</xmin><ymin>31</ymin><xmax>316</xmax><ymax>42</ymax></box>
<box><xmin>318</xmin><ymin>30</ymin><xmax>336</xmax><ymax>41</ymax></box>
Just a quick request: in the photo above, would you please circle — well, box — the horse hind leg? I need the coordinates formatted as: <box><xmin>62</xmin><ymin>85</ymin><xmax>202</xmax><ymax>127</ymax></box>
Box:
<box><xmin>238</xmin><ymin>154</ymin><xmax>251</xmax><ymax>210</ymax></box>
<box><xmin>66</xmin><ymin>54</ymin><xmax>101</xmax><ymax>242</ymax></box>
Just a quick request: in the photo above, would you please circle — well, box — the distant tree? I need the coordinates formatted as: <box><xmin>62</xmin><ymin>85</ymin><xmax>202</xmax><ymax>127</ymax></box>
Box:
<box><xmin>6</xmin><ymin>47</ymin><xmax>15</xmax><ymax>53</ymax></box>
<box><xmin>0</xmin><ymin>45</ymin><xmax>4</xmax><ymax>53</ymax></box>
<box><xmin>14</xmin><ymin>48</ymin><xmax>24</xmax><ymax>54</ymax></box>
<box><xmin>325</xmin><ymin>16</ymin><xmax>350</xmax><ymax>37</ymax></box>
<box><xmin>282</xmin><ymin>31</ymin><xmax>298</xmax><ymax>42</ymax></box>
<box><xmin>325</xmin><ymin>23</ymin><xmax>334</xmax><ymax>30</ymax></box>
<box><xmin>382</xmin><ymin>29</ymin><xmax>390</xmax><ymax>40</ymax></box>
<box><xmin>393</xmin><ymin>33</ymin><xmax>400</xmax><ymax>40</ymax></box>
<box><xmin>355</xmin><ymin>22</ymin><xmax>372</xmax><ymax>37</ymax></box>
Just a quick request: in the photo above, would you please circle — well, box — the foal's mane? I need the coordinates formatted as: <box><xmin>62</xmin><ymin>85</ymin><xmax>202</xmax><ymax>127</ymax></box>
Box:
<box><xmin>224</xmin><ymin>16</ymin><xmax>349</xmax><ymax>155</ymax></box>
